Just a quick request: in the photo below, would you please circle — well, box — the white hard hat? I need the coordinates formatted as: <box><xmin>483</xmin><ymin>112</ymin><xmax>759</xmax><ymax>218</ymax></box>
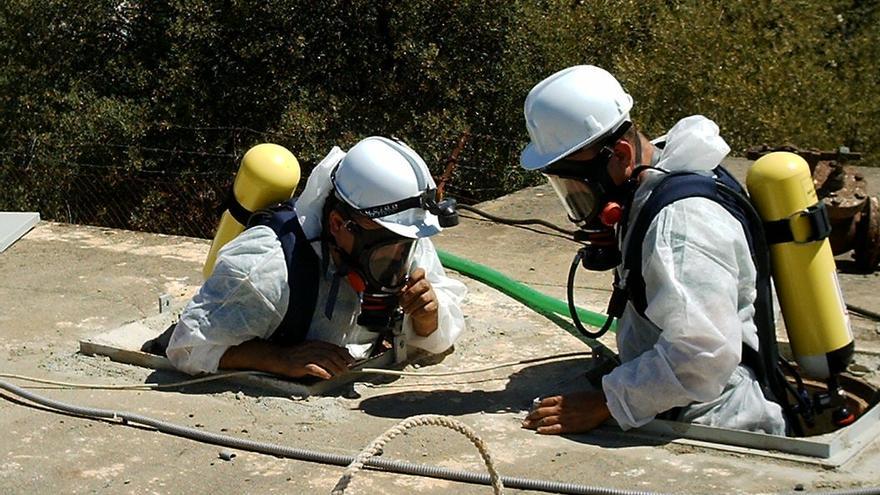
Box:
<box><xmin>333</xmin><ymin>136</ymin><xmax>441</xmax><ymax>239</ymax></box>
<box><xmin>520</xmin><ymin>65</ymin><xmax>633</xmax><ymax>171</ymax></box>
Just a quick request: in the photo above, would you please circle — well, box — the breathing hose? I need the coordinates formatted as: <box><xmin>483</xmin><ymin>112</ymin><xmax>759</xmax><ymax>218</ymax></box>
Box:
<box><xmin>566</xmin><ymin>249</ymin><xmax>614</xmax><ymax>339</ymax></box>
<box><xmin>449</xmin><ymin>206</ymin><xmax>880</xmax><ymax>326</ymax></box>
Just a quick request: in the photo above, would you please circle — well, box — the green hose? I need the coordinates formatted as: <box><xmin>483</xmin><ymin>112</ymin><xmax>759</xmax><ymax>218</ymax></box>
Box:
<box><xmin>437</xmin><ymin>249</ymin><xmax>616</xmax><ymax>339</ymax></box>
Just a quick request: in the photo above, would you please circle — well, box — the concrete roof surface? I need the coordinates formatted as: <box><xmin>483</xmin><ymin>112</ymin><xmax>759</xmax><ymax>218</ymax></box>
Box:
<box><xmin>1</xmin><ymin>158</ymin><xmax>879</xmax><ymax>494</ymax></box>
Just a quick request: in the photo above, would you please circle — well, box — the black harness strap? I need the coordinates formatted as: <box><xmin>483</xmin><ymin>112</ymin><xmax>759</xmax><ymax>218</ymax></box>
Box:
<box><xmin>620</xmin><ymin>166</ymin><xmax>787</xmax><ymax>417</ymax></box>
<box><xmin>247</xmin><ymin>199</ymin><xmax>321</xmax><ymax>346</ymax></box>
<box><xmin>224</xmin><ymin>186</ymin><xmax>255</xmax><ymax>226</ymax></box>
<box><xmin>763</xmin><ymin>202</ymin><xmax>832</xmax><ymax>245</ymax></box>
<box><xmin>144</xmin><ymin>199</ymin><xmax>322</xmax><ymax>356</ymax></box>
<box><xmin>623</xmin><ymin>167</ymin><xmax>752</xmax><ymax>314</ymax></box>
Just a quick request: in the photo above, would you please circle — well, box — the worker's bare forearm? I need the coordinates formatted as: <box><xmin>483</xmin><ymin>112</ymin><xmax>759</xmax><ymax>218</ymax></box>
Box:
<box><xmin>219</xmin><ymin>339</ymin><xmax>283</xmax><ymax>375</ymax></box>
<box><xmin>218</xmin><ymin>338</ymin><xmax>355</xmax><ymax>380</ymax></box>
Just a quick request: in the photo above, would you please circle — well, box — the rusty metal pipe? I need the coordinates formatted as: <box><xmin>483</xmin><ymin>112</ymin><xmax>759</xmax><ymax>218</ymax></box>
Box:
<box><xmin>746</xmin><ymin>144</ymin><xmax>880</xmax><ymax>272</ymax></box>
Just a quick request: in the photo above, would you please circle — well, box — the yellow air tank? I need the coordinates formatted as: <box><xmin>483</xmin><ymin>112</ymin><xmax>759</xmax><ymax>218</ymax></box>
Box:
<box><xmin>203</xmin><ymin>143</ymin><xmax>300</xmax><ymax>278</ymax></box>
<box><xmin>746</xmin><ymin>152</ymin><xmax>853</xmax><ymax>379</ymax></box>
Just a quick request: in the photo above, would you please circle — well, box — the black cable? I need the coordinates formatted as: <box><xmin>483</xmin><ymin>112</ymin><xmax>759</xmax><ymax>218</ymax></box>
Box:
<box><xmin>458</xmin><ymin>204</ymin><xmax>880</xmax><ymax>324</ymax></box>
<box><xmin>566</xmin><ymin>250</ymin><xmax>612</xmax><ymax>339</ymax></box>
<box><xmin>847</xmin><ymin>303</ymin><xmax>880</xmax><ymax>322</ymax></box>
<box><xmin>777</xmin><ymin>360</ymin><xmax>811</xmax><ymax>435</ymax></box>
<box><xmin>457</xmin><ymin>204</ymin><xmax>577</xmax><ymax>237</ymax></box>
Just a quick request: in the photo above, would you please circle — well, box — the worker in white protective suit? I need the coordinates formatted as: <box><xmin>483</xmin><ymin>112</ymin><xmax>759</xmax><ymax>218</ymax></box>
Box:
<box><xmin>166</xmin><ymin>137</ymin><xmax>467</xmax><ymax>379</ymax></box>
<box><xmin>519</xmin><ymin>65</ymin><xmax>786</xmax><ymax>435</ymax></box>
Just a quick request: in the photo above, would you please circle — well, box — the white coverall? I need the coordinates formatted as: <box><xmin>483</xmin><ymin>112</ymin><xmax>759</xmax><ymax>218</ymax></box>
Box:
<box><xmin>601</xmin><ymin>115</ymin><xmax>787</xmax><ymax>435</ymax></box>
<box><xmin>167</xmin><ymin>147</ymin><xmax>468</xmax><ymax>375</ymax></box>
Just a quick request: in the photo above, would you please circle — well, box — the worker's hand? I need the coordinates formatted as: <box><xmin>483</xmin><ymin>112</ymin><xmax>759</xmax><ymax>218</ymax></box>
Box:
<box><xmin>399</xmin><ymin>268</ymin><xmax>439</xmax><ymax>336</ymax></box>
<box><xmin>274</xmin><ymin>340</ymin><xmax>355</xmax><ymax>380</ymax></box>
<box><xmin>522</xmin><ymin>390</ymin><xmax>612</xmax><ymax>435</ymax></box>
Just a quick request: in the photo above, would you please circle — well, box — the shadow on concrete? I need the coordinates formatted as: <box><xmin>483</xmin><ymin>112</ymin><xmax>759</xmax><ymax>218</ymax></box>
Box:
<box><xmin>559</xmin><ymin>427</ymin><xmax>673</xmax><ymax>449</ymax></box>
<box><xmin>358</xmin><ymin>358</ymin><xmax>594</xmax><ymax>418</ymax></box>
<box><xmin>140</xmin><ymin>367</ymin><xmax>377</xmax><ymax>399</ymax></box>
<box><xmin>137</xmin><ymin>322</ymin><xmax>404</xmax><ymax>399</ymax></box>
<box><xmin>836</xmin><ymin>258</ymin><xmax>877</xmax><ymax>275</ymax></box>
<box><xmin>141</xmin><ymin>369</ymin><xmax>274</xmax><ymax>397</ymax></box>
<box><xmin>356</xmin><ymin>357</ymin><xmax>672</xmax><ymax>449</ymax></box>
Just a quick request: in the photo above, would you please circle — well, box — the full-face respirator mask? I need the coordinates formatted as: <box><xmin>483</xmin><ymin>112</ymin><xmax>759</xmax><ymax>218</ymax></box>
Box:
<box><xmin>542</xmin><ymin>121</ymin><xmax>637</xmax><ymax>272</ymax></box>
<box><xmin>540</xmin><ymin>121</ymin><xmax>644</xmax><ymax>339</ymax></box>
<box><xmin>332</xmin><ymin>206</ymin><xmax>415</xmax><ymax>330</ymax></box>
<box><xmin>329</xmin><ymin>164</ymin><xmax>459</xmax><ymax>332</ymax></box>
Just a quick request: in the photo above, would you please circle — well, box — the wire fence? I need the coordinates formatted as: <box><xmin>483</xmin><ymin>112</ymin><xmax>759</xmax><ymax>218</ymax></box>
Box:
<box><xmin>1</xmin><ymin>160</ymin><xmax>229</xmax><ymax>238</ymax></box>
<box><xmin>0</xmin><ymin>131</ymin><xmax>533</xmax><ymax>239</ymax></box>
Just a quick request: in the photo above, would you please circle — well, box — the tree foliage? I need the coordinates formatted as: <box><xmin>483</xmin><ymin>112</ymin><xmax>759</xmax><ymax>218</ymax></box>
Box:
<box><xmin>1</xmin><ymin>0</ymin><xmax>877</xmax><ymax>235</ymax></box>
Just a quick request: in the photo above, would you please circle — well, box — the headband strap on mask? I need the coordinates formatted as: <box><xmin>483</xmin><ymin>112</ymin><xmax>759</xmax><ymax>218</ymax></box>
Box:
<box><xmin>329</xmin><ymin>167</ymin><xmax>459</xmax><ymax>228</ymax></box>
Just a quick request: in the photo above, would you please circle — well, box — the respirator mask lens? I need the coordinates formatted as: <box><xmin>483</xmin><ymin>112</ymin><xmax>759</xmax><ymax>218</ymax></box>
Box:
<box><xmin>541</xmin><ymin>121</ymin><xmax>633</xmax><ymax>227</ymax></box>
<box><xmin>342</xmin><ymin>218</ymin><xmax>415</xmax><ymax>292</ymax></box>
<box><xmin>365</xmin><ymin>240</ymin><xmax>416</xmax><ymax>292</ymax></box>
<box><xmin>343</xmin><ymin>223</ymin><xmax>415</xmax><ymax>331</ymax></box>
<box><xmin>544</xmin><ymin>174</ymin><xmax>602</xmax><ymax>225</ymax></box>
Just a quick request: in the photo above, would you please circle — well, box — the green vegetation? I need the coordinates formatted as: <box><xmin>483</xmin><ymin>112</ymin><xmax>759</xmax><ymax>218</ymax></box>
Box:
<box><xmin>1</xmin><ymin>1</ymin><xmax>877</xmax><ymax>236</ymax></box>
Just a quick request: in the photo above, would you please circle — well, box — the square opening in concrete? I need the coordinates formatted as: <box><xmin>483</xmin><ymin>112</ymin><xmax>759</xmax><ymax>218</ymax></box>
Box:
<box><xmin>78</xmin><ymin>301</ymin><xmax>406</xmax><ymax>398</ymax></box>
<box><xmin>626</xmin><ymin>384</ymin><xmax>879</xmax><ymax>467</ymax></box>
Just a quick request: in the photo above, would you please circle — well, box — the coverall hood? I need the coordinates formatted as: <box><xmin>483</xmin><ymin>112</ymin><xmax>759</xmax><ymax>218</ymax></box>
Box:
<box><xmin>295</xmin><ymin>146</ymin><xmax>347</xmax><ymax>249</ymax></box>
<box><xmin>651</xmin><ymin>115</ymin><xmax>730</xmax><ymax>174</ymax></box>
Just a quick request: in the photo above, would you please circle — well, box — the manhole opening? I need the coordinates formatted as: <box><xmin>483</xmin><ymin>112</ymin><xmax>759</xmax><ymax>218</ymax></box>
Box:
<box><xmin>627</xmin><ymin>369</ymin><xmax>879</xmax><ymax>466</ymax></box>
<box><xmin>794</xmin><ymin>373</ymin><xmax>878</xmax><ymax>437</ymax></box>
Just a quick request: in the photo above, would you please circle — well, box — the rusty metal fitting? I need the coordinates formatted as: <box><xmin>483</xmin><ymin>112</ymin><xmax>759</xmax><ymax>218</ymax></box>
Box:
<box><xmin>746</xmin><ymin>144</ymin><xmax>880</xmax><ymax>272</ymax></box>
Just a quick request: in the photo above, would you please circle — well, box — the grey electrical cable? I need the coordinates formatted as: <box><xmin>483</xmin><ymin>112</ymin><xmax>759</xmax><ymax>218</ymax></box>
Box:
<box><xmin>3</xmin><ymin>379</ymin><xmax>878</xmax><ymax>495</ymax></box>
<box><xmin>0</xmin><ymin>378</ymin><xmax>664</xmax><ymax>495</ymax></box>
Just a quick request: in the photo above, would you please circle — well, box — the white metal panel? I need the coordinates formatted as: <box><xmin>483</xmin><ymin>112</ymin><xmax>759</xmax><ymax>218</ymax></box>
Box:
<box><xmin>0</xmin><ymin>212</ymin><xmax>40</xmax><ymax>253</ymax></box>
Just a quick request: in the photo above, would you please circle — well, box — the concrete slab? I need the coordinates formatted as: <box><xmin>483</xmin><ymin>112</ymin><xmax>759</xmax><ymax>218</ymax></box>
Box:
<box><xmin>0</xmin><ymin>211</ymin><xmax>39</xmax><ymax>253</ymax></box>
<box><xmin>1</xmin><ymin>159</ymin><xmax>879</xmax><ymax>494</ymax></box>
<box><xmin>77</xmin><ymin>306</ymin><xmax>403</xmax><ymax>398</ymax></box>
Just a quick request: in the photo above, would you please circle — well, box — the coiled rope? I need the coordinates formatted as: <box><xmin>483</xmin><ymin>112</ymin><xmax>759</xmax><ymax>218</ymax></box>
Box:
<box><xmin>331</xmin><ymin>414</ymin><xmax>503</xmax><ymax>495</ymax></box>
